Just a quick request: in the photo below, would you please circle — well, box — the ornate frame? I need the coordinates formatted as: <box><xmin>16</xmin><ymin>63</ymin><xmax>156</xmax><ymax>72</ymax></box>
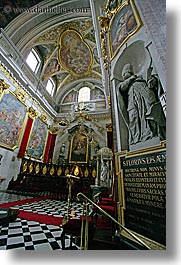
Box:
<box><xmin>108</xmin><ymin>0</ymin><xmax>143</xmax><ymax>60</ymax></box>
<box><xmin>69</xmin><ymin>132</ymin><xmax>89</xmax><ymax>164</ymax></box>
<box><xmin>58</xmin><ymin>29</ymin><xmax>93</xmax><ymax>77</ymax></box>
<box><xmin>26</xmin><ymin>116</ymin><xmax>48</xmax><ymax>160</ymax></box>
<box><xmin>0</xmin><ymin>88</ymin><xmax>27</xmax><ymax>150</ymax></box>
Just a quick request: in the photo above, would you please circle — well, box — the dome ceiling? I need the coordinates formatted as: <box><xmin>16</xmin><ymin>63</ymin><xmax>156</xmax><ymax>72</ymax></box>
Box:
<box><xmin>32</xmin><ymin>18</ymin><xmax>102</xmax><ymax>98</ymax></box>
<box><xmin>0</xmin><ymin>0</ymin><xmax>104</xmax><ymax>108</ymax></box>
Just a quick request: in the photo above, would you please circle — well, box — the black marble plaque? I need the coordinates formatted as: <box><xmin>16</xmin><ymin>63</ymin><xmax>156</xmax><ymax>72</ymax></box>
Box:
<box><xmin>121</xmin><ymin>151</ymin><xmax>166</xmax><ymax>245</ymax></box>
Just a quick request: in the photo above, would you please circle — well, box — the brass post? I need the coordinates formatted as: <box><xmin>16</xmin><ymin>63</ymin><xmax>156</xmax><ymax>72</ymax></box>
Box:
<box><xmin>80</xmin><ymin>203</ymin><xmax>85</xmax><ymax>250</ymax></box>
<box><xmin>84</xmin><ymin>202</ymin><xmax>90</xmax><ymax>250</ymax></box>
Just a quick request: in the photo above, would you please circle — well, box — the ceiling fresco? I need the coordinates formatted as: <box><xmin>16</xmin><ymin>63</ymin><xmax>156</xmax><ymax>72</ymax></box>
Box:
<box><xmin>31</xmin><ymin>18</ymin><xmax>102</xmax><ymax>95</ymax></box>
<box><xmin>58</xmin><ymin>29</ymin><xmax>93</xmax><ymax>76</ymax></box>
<box><xmin>0</xmin><ymin>0</ymin><xmax>104</xmax><ymax>108</ymax></box>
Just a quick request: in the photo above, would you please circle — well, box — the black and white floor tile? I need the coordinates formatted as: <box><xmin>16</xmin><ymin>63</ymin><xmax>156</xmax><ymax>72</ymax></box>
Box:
<box><xmin>16</xmin><ymin>200</ymin><xmax>85</xmax><ymax>219</ymax></box>
<box><xmin>0</xmin><ymin>218</ymin><xmax>77</xmax><ymax>250</ymax></box>
<box><xmin>0</xmin><ymin>191</ymin><xmax>33</xmax><ymax>204</ymax></box>
<box><xmin>0</xmin><ymin>191</ymin><xmax>86</xmax><ymax>250</ymax></box>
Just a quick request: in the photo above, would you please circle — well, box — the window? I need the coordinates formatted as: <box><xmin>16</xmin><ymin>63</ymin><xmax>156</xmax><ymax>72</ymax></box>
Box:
<box><xmin>78</xmin><ymin>87</ymin><xmax>90</xmax><ymax>102</ymax></box>
<box><xmin>46</xmin><ymin>78</ymin><xmax>55</xmax><ymax>96</ymax></box>
<box><xmin>26</xmin><ymin>49</ymin><xmax>41</xmax><ymax>73</ymax></box>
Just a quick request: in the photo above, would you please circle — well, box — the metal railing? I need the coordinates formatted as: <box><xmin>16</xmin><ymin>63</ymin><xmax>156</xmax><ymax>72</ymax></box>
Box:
<box><xmin>77</xmin><ymin>192</ymin><xmax>151</xmax><ymax>250</ymax></box>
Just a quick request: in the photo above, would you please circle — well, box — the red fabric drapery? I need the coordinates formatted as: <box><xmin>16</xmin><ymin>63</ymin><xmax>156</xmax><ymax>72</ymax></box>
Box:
<box><xmin>107</xmin><ymin>131</ymin><xmax>113</xmax><ymax>150</ymax></box>
<box><xmin>43</xmin><ymin>133</ymin><xmax>52</xmax><ymax>163</ymax></box>
<box><xmin>49</xmin><ymin>134</ymin><xmax>56</xmax><ymax>161</ymax></box>
<box><xmin>43</xmin><ymin>133</ymin><xmax>57</xmax><ymax>163</ymax></box>
<box><xmin>18</xmin><ymin>117</ymin><xmax>33</xmax><ymax>158</ymax></box>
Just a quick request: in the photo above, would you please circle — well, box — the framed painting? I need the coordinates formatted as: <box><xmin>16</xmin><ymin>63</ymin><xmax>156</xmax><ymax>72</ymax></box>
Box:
<box><xmin>26</xmin><ymin>117</ymin><xmax>48</xmax><ymax>159</ymax></box>
<box><xmin>69</xmin><ymin>133</ymin><xmax>88</xmax><ymax>163</ymax></box>
<box><xmin>0</xmin><ymin>92</ymin><xmax>27</xmax><ymax>150</ymax></box>
<box><xmin>108</xmin><ymin>0</ymin><xmax>143</xmax><ymax>60</ymax></box>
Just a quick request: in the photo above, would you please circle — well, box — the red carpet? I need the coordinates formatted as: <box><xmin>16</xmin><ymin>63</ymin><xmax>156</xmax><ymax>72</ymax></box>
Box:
<box><xmin>0</xmin><ymin>196</ymin><xmax>63</xmax><ymax>226</ymax></box>
<box><xmin>0</xmin><ymin>195</ymin><xmax>53</xmax><ymax>208</ymax></box>
<box><xmin>96</xmin><ymin>217</ymin><xmax>112</xmax><ymax>229</ymax></box>
<box><xmin>17</xmin><ymin>210</ymin><xmax>63</xmax><ymax>226</ymax></box>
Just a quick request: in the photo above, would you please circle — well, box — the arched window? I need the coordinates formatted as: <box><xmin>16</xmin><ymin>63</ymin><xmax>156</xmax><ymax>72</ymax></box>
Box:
<box><xmin>26</xmin><ymin>48</ymin><xmax>41</xmax><ymax>73</ymax></box>
<box><xmin>78</xmin><ymin>87</ymin><xmax>90</xmax><ymax>102</ymax></box>
<box><xmin>46</xmin><ymin>78</ymin><xmax>55</xmax><ymax>96</ymax></box>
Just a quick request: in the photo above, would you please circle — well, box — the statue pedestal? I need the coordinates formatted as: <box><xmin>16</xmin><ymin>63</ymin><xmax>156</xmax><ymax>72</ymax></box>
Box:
<box><xmin>129</xmin><ymin>137</ymin><xmax>160</xmax><ymax>151</ymax></box>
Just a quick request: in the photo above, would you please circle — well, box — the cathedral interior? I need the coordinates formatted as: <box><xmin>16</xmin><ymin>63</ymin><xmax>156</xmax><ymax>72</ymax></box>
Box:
<box><xmin>0</xmin><ymin>0</ymin><xmax>166</xmax><ymax>250</ymax></box>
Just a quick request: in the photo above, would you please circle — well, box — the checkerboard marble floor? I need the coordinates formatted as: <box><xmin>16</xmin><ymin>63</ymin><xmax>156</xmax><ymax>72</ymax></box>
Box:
<box><xmin>16</xmin><ymin>200</ymin><xmax>85</xmax><ymax>219</ymax></box>
<box><xmin>0</xmin><ymin>191</ymin><xmax>33</xmax><ymax>204</ymax></box>
<box><xmin>0</xmin><ymin>191</ymin><xmax>85</xmax><ymax>250</ymax></box>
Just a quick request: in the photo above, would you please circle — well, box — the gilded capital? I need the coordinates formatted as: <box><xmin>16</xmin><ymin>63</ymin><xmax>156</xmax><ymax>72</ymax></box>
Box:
<box><xmin>49</xmin><ymin>126</ymin><xmax>59</xmax><ymax>134</ymax></box>
<box><xmin>28</xmin><ymin>106</ymin><xmax>38</xmax><ymax>119</ymax></box>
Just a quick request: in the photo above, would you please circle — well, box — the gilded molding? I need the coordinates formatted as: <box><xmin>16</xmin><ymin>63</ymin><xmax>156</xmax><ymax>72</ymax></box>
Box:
<box><xmin>108</xmin><ymin>0</ymin><xmax>143</xmax><ymax>60</ymax></box>
<box><xmin>99</xmin><ymin>0</ymin><xmax>142</xmax><ymax>64</ymax></box>
<box><xmin>0</xmin><ymin>64</ymin><xmax>26</xmax><ymax>93</ymax></box>
<box><xmin>39</xmin><ymin>113</ymin><xmax>47</xmax><ymax>123</ymax></box>
<box><xmin>107</xmin><ymin>95</ymin><xmax>111</xmax><ymax>107</ymax></box>
<box><xmin>98</xmin><ymin>16</ymin><xmax>110</xmax><ymax>33</ymax></box>
<box><xmin>106</xmin><ymin>123</ymin><xmax>112</xmax><ymax>132</ymax></box>
<box><xmin>35</xmin><ymin>19</ymin><xmax>94</xmax><ymax>44</ymax></box>
<box><xmin>104</xmin><ymin>0</ymin><xmax>123</xmax><ymax>19</ymax></box>
<box><xmin>0</xmin><ymin>78</ymin><xmax>10</xmax><ymax>98</ymax></box>
<box><xmin>0</xmin><ymin>64</ymin><xmax>52</xmax><ymax>123</ymax></box>
<box><xmin>114</xmin><ymin>142</ymin><xmax>166</xmax><ymax>249</ymax></box>
<box><xmin>98</xmin><ymin>16</ymin><xmax>110</xmax><ymax>70</ymax></box>
<box><xmin>115</xmin><ymin>141</ymin><xmax>166</xmax><ymax>161</ymax></box>
<box><xmin>14</xmin><ymin>89</ymin><xmax>26</xmax><ymax>103</ymax></box>
<box><xmin>98</xmin><ymin>0</ymin><xmax>123</xmax><ymax>69</ymax></box>
<box><xmin>58</xmin><ymin>29</ymin><xmax>93</xmax><ymax>77</ymax></box>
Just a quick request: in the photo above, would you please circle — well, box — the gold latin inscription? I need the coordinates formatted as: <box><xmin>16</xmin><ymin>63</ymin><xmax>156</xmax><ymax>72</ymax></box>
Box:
<box><xmin>123</xmin><ymin>156</ymin><xmax>166</xmax><ymax>209</ymax></box>
<box><xmin>122</xmin><ymin>154</ymin><xmax>166</xmax><ymax>167</ymax></box>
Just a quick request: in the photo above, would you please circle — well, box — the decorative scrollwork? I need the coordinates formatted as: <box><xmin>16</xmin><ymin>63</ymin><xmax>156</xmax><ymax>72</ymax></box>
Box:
<box><xmin>98</xmin><ymin>16</ymin><xmax>110</xmax><ymax>33</ymax></box>
<box><xmin>0</xmin><ymin>78</ymin><xmax>9</xmax><ymax>98</ymax></box>
<box><xmin>106</xmin><ymin>123</ymin><xmax>113</xmax><ymax>132</ymax></box>
<box><xmin>39</xmin><ymin>114</ymin><xmax>47</xmax><ymax>123</ymax></box>
<box><xmin>98</xmin><ymin>16</ymin><xmax>110</xmax><ymax>70</ymax></box>
<box><xmin>14</xmin><ymin>89</ymin><xmax>26</xmax><ymax>103</ymax></box>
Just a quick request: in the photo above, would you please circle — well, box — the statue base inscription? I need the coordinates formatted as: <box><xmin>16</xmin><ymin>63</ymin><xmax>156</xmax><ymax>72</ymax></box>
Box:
<box><xmin>120</xmin><ymin>149</ymin><xmax>166</xmax><ymax>245</ymax></box>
